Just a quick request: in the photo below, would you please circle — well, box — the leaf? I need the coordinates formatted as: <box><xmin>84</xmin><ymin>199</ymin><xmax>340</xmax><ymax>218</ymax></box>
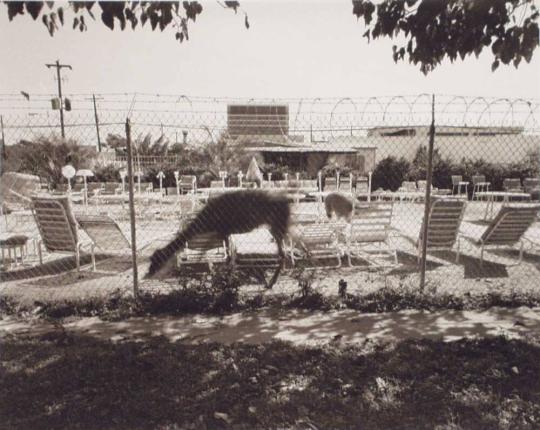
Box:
<box><xmin>364</xmin><ymin>1</ymin><xmax>375</xmax><ymax>25</ymax></box>
<box><xmin>57</xmin><ymin>7</ymin><xmax>64</xmax><ymax>25</ymax></box>
<box><xmin>363</xmin><ymin>29</ymin><xmax>370</xmax><ymax>41</ymax></box>
<box><xmin>25</xmin><ymin>2</ymin><xmax>44</xmax><ymax>20</ymax></box>
<box><xmin>149</xmin><ymin>12</ymin><xmax>159</xmax><ymax>30</ymax></box>
<box><xmin>7</xmin><ymin>2</ymin><xmax>24</xmax><ymax>21</ymax></box>
<box><xmin>73</xmin><ymin>16</ymin><xmax>79</xmax><ymax>29</ymax></box>
<box><xmin>245</xmin><ymin>14</ymin><xmax>249</xmax><ymax>29</ymax></box>
<box><xmin>224</xmin><ymin>1</ymin><xmax>239</xmax><ymax>13</ymax></box>
<box><xmin>101</xmin><ymin>10</ymin><xmax>114</xmax><ymax>30</ymax></box>
<box><xmin>491</xmin><ymin>59</ymin><xmax>500</xmax><ymax>72</ymax></box>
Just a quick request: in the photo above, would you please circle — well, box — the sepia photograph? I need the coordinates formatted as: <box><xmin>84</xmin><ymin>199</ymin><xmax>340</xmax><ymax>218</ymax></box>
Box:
<box><xmin>1</xmin><ymin>1</ymin><xmax>539</xmax><ymax>428</ymax></box>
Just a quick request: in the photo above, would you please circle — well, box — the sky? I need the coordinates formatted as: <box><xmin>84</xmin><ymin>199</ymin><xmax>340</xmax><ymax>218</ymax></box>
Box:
<box><xmin>1</xmin><ymin>0</ymin><xmax>539</xmax><ymax>100</ymax></box>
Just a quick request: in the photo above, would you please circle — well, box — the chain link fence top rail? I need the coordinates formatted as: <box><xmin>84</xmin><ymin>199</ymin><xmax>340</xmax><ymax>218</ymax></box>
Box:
<box><xmin>1</xmin><ymin>94</ymin><xmax>539</xmax><ymax>305</ymax></box>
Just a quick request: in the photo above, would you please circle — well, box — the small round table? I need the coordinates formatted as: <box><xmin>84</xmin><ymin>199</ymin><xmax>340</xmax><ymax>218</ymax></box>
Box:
<box><xmin>0</xmin><ymin>235</ymin><xmax>29</xmax><ymax>270</ymax></box>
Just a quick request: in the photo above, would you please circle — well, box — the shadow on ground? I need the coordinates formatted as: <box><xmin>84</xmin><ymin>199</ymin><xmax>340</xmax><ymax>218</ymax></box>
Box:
<box><xmin>2</xmin><ymin>332</ymin><xmax>539</xmax><ymax>429</ymax></box>
<box><xmin>0</xmin><ymin>255</ymin><xmax>133</xmax><ymax>282</ymax></box>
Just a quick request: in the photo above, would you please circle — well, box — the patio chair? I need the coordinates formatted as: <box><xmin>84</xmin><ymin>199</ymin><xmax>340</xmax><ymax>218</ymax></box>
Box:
<box><xmin>417</xmin><ymin>198</ymin><xmax>466</xmax><ymax>263</ymax></box>
<box><xmin>469</xmin><ymin>204</ymin><xmax>540</xmax><ymax>265</ymax></box>
<box><xmin>300</xmin><ymin>180</ymin><xmax>318</xmax><ymax>194</ymax></box>
<box><xmin>210</xmin><ymin>180</ymin><xmax>225</xmax><ymax>189</ymax></box>
<box><xmin>451</xmin><ymin>175</ymin><xmax>469</xmax><ymax>197</ymax></box>
<box><xmin>177</xmin><ymin>232</ymin><xmax>229</xmax><ymax>270</ymax></box>
<box><xmin>178</xmin><ymin>175</ymin><xmax>197</xmax><ymax>194</ymax></box>
<box><xmin>344</xmin><ymin>202</ymin><xmax>397</xmax><ymax>267</ymax></box>
<box><xmin>287</xmin><ymin>222</ymin><xmax>342</xmax><ymax>268</ymax></box>
<box><xmin>472</xmin><ymin>175</ymin><xmax>490</xmax><ymax>200</ymax></box>
<box><xmin>523</xmin><ymin>178</ymin><xmax>540</xmax><ymax>201</ymax></box>
<box><xmin>503</xmin><ymin>178</ymin><xmax>523</xmax><ymax>193</ymax></box>
<box><xmin>31</xmin><ymin>195</ymin><xmax>96</xmax><ymax>271</ymax></box>
<box><xmin>397</xmin><ymin>181</ymin><xmax>420</xmax><ymax>202</ymax></box>
<box><xmin>324</xmin><ymin>177</ymin><xmax>338</xmax><ymax>192</ymax></box>
<box><xmin>339</xmin><ymin>175</ymin><xmax>353</xmax><ymax>193</ymax></box>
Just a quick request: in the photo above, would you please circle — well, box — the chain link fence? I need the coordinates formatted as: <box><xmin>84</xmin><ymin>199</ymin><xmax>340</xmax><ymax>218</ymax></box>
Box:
<box><xmin>1</xmin><ymin>94</ymin><xmax>539</xmax><ymax>307</ymax></box>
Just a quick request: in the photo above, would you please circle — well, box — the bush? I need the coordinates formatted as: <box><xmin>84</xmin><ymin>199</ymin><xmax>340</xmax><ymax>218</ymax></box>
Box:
<box><xmin>92</xmin><ymin>163</ymin><xmax>122</xmax><ymax>183</ymax></box>
<box><xmin>409</xmin><ymin>145</ymin><xmax>455</xmax><ymax>190</ymax></box>
<box><xmin>5</xmin><ymin>136</ymin><xmax>94</xmax><ymax>187</ymax></box>
<box><xmin>371</xmin><ymin>156</ymin><xmax>411</xmax><ymax>191</ymax></box>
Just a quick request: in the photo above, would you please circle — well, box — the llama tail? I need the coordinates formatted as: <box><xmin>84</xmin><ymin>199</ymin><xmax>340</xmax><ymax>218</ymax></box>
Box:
<box><xmin>146</xmin><ymin>233</ymin><xmax>188</xmax><ymax>278</ymax></box>
<box><xmin>146</xmin><ymin>216</ymin><xmax>204</xmax><ymax>278</ymax></box>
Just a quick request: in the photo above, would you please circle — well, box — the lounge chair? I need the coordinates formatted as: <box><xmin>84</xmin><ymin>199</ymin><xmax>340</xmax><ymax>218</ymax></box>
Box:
<box><xmin>229</xmin><ymin>228</ymin><xmax>280</xmax><ymax>270</ymax></box>
<box><xmin>288</xmin><ymin>222</ymin><xmax>342</xmax><ymax>268</ymax></box>
<box><xmin>177</xmin><ymin>232</ymin><xmax>229</xmax><ymax>270</ymax></box>
<box><xmin>75</xmin><ymin>214</ymin><xmax>131</xmax><ymax>254</ymax></box>
<box><xmin>31</xmin><ymin>195</ymin><xmax>96</xmax><ymax>271</ymax></box>
<box><xmin>290</xmin><ymin>210</ymin><xmax>320</xmax><ymax>225</ymax></box>
<box><xmin>344</xmin><ymin>202</ymin><xmax>397</xmax><ymax>267</ymax></box>
<box><xmin>468</xmin><ymin>204</ymin><xmax>540</xmax><ymax>265</ymax></box>
<box><xmin>417</xmin><ymin>198</ymin><xmax>466</xmax><ymax>263</ymax></box>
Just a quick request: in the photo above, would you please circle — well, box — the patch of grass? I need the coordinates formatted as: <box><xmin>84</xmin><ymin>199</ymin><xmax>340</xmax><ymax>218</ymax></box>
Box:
<box><xmin>1</xmin><ymin>334</ymin><xmax>539</xmax><ymax>429</ymax></box>
<box><xmin>3</xmin><ymin>265</ymin><xmax>540</xmax><ymax>320</ymax></box>
<box><xmin>3</xmin><ymin>280</ymin><xmax>540</xmax><ymax>321</ymax></box>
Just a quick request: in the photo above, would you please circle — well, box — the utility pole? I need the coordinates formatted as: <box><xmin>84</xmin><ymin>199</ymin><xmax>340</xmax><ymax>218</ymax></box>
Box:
<box><xmin>46</xmin><ymin>60</ymin><xmax>72</xmax><ymax>139</ymax></box>
<box><xmin>92</xmin><ymin>94</ymin><xmax>102</xmax><ymax>152</ymax></box>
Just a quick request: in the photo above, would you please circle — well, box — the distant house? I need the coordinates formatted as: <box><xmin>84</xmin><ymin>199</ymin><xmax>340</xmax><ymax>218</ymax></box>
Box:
<box><xmin>242</xmin><ymin>140</ymin><xmax>376</xmax><ymax>177</ymax></box>
<box><xmin>224</xmin><ymin>106</ymin><xmax>538</xmax><ymax>174</ymax></box>
<box><xmin>364</xmin><ymin>126</ymin><xmax>539</xmax><ymax>164</ymax></box>
<box><xmin>227</xmin><ymin>103</ymin><xmax>377</xmax><ymax>176</ymax></box>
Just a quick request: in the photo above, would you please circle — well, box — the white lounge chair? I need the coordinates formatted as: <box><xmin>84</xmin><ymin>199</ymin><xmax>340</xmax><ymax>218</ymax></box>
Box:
<box><xmin>470</xmin><ymin>204</ymin><xmax>540</xmax><ymax>265</ymax></box>
<box><xmin>32</xmin><ymin>195</ymin><xmax>96</xmax><ymax>271</ymax></box>
<box><xmin>417</xmin><ymin>198</ymin><xmax>466</xmax><ymax>263</ymax></box>
<box><xmin>345</xmin><ymin>202</ymin><xmax>397</xmax><ymax>267</ymax></box>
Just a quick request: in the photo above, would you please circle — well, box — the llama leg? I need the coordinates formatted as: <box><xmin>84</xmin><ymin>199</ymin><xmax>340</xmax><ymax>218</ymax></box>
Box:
<box><xmin>266</xmin><ymin>233</ymin><xmax>285</xmax><ymax>289</ymax></box>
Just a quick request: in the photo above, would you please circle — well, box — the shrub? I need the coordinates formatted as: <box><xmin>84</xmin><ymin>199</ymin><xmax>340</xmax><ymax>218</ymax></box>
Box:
<box><xmin>6</xmin><ymin>136</ymin><xmax>94</xmax><ymax>187</ymax></box>
<box><xmin>371</xmin><ymin>156</ymin><xmax>411</xmax><ymax>191</ymax></box>
<box><xmin>409</xmin><ymin>145</ymin><xmax>455</xmax><ymax>190</ymax></box>
<box><xmin>92</xmin><ymin>163</ymin><xmax>122</xmax><ymax>183</ymax></box>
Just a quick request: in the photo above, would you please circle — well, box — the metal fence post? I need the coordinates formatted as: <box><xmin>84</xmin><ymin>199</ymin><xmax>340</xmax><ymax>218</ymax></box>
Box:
<box><xmin>0</xmin><ymin>115</ymin><xmax>7</xmax><ymax>174</ymax></box>
<box><xmin>125</xmin><ymin>118</ymin><xmax>139</xmax><ymax>298</ymax></box>
<box><xmin>419</xmin><ymin>94</ymin><xmax>436</xmax><ymax>292</ymax></box>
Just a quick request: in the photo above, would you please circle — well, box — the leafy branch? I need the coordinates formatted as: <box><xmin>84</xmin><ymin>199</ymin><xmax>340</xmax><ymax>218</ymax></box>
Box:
<box><xmin>3</xmin><ymin>1</ymin><xmax>242</xmax><ymax>43</ymax></box>
<box><xmin>352</xmin><ymin>0</ymin><xmax>539</xmax><ymax>74</ymax></box>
